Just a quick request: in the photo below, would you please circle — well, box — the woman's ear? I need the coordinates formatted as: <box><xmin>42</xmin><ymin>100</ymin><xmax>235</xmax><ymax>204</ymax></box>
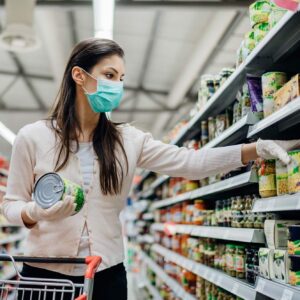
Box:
<box><xmin>72</xmin><ymin>66</ymin><xmax>85</xmax><ymax>86</ymax></box>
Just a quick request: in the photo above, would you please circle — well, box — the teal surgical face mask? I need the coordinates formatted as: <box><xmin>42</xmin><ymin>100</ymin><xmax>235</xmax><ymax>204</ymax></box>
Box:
<box><xmin>81</xmin><ymin>68</ymin><xmax>124</xmax><ymax>113</ymax></box>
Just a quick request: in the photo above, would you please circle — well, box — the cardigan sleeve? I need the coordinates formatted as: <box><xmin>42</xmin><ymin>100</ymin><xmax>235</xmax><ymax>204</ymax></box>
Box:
<box><xmin>135</xmin><ymin>128</ymin><xmax>244</xmax><ymax>180</ymax></box>
<box><xmin>1</xmin><ymin>128</ymin><xmax>35</xmax><ymax>226</ymax></box>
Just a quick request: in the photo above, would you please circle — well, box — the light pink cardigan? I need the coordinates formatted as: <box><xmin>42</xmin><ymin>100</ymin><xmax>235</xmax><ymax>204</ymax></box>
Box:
<box><xmin>2</xmin><ymin>120</ymin><xmax>243</xmax><ymax>275</ymax></box>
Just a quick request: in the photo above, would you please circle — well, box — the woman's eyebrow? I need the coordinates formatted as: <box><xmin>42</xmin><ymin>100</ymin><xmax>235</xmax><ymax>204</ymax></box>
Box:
<box><xmin>106</xmin><ymin>67</ymin><xmax>125</xmax><ymax>77</ymax></box>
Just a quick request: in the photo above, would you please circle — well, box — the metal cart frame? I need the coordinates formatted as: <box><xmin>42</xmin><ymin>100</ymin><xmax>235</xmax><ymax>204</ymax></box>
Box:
<box><xmin>0</xmin><ymin>254</ymin><xmax>102</xmax><ymax>300</ymax></box>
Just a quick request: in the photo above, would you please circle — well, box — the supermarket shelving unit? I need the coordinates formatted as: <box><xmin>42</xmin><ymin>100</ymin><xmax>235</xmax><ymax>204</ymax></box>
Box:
<box><xmin>135</xmin><ymin>9</ymin><xmax>300</xmax><ymax>300</ymax></box>
<box><xmin>140</xmin><ymin>251</ymin><xmax>196</xmax><ymax>300</ymax></box>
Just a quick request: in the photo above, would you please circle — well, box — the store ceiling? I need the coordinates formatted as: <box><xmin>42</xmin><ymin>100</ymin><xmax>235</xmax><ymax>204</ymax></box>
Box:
<box><xmin>0</xmin><ymin>0</ymin><xmax>251</xmax><ymax>157</ymax></box>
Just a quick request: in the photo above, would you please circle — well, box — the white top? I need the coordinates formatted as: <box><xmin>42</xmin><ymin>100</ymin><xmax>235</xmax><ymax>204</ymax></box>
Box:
<box><xmin>73</xmin><ymin>143</ymin><xmax>94</xmax><ymax>275</ymax></box>
<box><xmin>2</xmin><ymin>121</ymin><xmax>244</xmax><ymax>275</ymax></box>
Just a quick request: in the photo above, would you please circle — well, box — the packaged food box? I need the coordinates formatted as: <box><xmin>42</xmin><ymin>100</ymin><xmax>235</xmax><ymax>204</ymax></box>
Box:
<box><xmin>288</xmin><ymin>225</ymin><xmax>300</xmax><ymax>255</ymax></box>
<box><xmin>259</xmin><ymin>248</ymin><xmax>274</xmax><ymax>279</ymax></box>
<box><xmin>274</xmin><ymin>74</ymin><xmax>300</xmax><ymax>111</ymax></box>
<box><xmin>264</xmin><ymin>219</ymin><xmax>300</xmax><ymax>249</ymax></box>
<box><xmin>287</xmin><ymin>150</ymin><xmax>300</xmax><ymax>194</ymax></box>
<box><xmin>271</xmin><ymin>249</ymin><xmax>289</xmax><ymax>283</ymax></box>
<box><xmin>276</xmin><ymin>160</ymin><xmax>288</xmax><ymax>196</ymax></box>
<box><xmin>247</xmin><ymin>75</ymin><xmax>264</xmax><ymax>120</ymax></box>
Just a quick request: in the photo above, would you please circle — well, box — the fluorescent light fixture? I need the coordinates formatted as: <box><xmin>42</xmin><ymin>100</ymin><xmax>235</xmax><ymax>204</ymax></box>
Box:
<box><xmin>0</xmin><ymin>0</ymin><xmax>40</xmax><ymax>52</ymax></box>
<box><xmin>93</xmin><ymin>0</ymin><xmax>115</xmax><ymax>39</ymax></box>
<box><xmin>0</xmin><ymin>122</ymin><xmax>16</xmax><ymax>146</ymax></box>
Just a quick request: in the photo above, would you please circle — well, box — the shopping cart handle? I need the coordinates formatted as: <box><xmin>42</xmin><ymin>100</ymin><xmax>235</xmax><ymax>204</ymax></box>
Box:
<box><xmin>85</xmin><ymin>256</ymin><xmax>102</xmax><ymax>279</ymax></box>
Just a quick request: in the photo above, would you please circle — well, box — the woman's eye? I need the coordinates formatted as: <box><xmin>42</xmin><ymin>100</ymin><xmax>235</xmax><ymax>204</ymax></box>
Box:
<box><xmin>106</xmin><ymin>73</ymin><xmax>113</xmax><ymax>79</ymax></box>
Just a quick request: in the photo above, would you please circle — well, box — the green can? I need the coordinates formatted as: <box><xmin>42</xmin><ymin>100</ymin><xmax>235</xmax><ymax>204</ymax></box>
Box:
<box><xmin>253</xmin><ymin>22</ymin><xmax>270</xmax><ymax>44</ymax></box>
<box><xmin>33</xmin><ymin>172</ymin><xmax>85</xmax><ymax>214</ymax></box>
<box><xmin>262</xmin><ymin>72</ymin><xmax>287</xmax><ymax>98</ymax></box>
<box><xmin>249</xmin><ymin>0</ymin><xmax>272</xmax><ymax>27</ymax></box>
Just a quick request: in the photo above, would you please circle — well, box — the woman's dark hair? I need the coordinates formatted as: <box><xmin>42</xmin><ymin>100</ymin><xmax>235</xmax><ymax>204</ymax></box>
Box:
<box><xmin>49</xmin><ymin>38</ymin><xmax>128</xmax><ymax>195</ymax></box>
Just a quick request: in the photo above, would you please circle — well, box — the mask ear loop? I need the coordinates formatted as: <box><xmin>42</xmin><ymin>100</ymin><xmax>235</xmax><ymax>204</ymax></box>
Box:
<box><xmin>79</xmin><ymin>67</ymin><xmax>97</xmax><ymax>94</ymax></box>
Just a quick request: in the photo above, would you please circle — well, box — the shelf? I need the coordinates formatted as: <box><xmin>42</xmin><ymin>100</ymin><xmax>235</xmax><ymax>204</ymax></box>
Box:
<box><xmin>256</xmin><ymin>277</ymin><xmax>300</xmax><ymax>300</ymax></box>
<box><xmin>203</xmin><ymin>113</ymin><xmax>258</xmax><ymax>149</ymax></box>
<box><xmin>0</xmin><ymin>232</ymin><xmax>26</xmax><ymax>246</ymax></box>
<box><xmin>190</xmin><ymin>170</ymin><xmax>258</xmax><ymax>200</ymax></box>
<box><xmin>248</xmin><ymin>98</ymin><xmax>300</xmax><ymax>139</ymax></box>
<box><xmin>151</xmin><ymin>223</ymin><xmax>265</xmax><ymax>244</ymax></box>
<box><xmin>150</xmin><ymin>170</ymin><xmax>258</xmax><ymax>210</ymax></box>
<box><xmin>252</xmin><ymin>193</ymin><xmax>300</xmax><ymax>212</ymax></box>
<box><xmin>140</xmin><ymin>251</ymin><xmax>196</xmax><ymax>300</ymax></box>
<box><xmin>151</xmin><ymin>244</ymin><xmax>256</xmax><ymax>300</ymax></box>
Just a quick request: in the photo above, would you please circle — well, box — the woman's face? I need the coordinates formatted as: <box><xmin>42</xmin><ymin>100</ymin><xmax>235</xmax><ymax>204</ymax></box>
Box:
<box><xmin>82</xmin><ymin>54</ymin><xmax>125</xmax><ymax>94</ymax></box>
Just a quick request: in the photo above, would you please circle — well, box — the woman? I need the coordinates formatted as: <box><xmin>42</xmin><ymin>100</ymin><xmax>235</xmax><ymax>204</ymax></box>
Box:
<box><xmin>2</xmin><ymin>38</ymin><xmax>298</xmax><ymax>299</ymax></box>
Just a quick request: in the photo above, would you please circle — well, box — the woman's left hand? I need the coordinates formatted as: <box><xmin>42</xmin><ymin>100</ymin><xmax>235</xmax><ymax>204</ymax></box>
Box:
<box><xmin>256</xmin><ymin>139</ymin><xmax>300</xmax><ymax>164</ymax></box>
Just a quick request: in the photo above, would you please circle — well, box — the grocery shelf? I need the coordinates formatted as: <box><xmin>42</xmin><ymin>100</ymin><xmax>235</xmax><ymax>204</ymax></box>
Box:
<box><xmin>0</xmin><ymin>232</ymin><xmax>26</xmax><ymax>246</ymax></box>
<box><xmin>252</xmin><ymin>193</ymin><xmax>300</xmax><ymax>212</ymax></box>
<box><xmin>256</xmin><ymin>277</ymin><xmax>300</xmax><ymax>300</ymax></box>
<box><xmin>190</xmin><ymin>170</ymin><xmax>258</xmax><ymax>200</ymax></box>
<box><xmin>140</xmin><ymin>251</ymin><xmax>196</xmax><ymax>300</ymax></box>
<box><xmin>203</xmin><ymin>113</ymin><xmax>258</xmax><ymax>149</ymax></box>
<box><xmin>248</xmin><ymin>98</ymin><xmax>300</xmax><ymax>139</ymax></box>
<box><xmin>150</xmin><ymin>171</ymin><xmax>257</xmax><ymax>210</ymax></box>
<box><xmin>151</xmin><ymin>223</ymin><xmax>265</xmax><ymax>244</ymax></box>
<box><xmin>151</xmin><ymin>244</ymin><xmax>256</xmax><ymax>300</ymax></box>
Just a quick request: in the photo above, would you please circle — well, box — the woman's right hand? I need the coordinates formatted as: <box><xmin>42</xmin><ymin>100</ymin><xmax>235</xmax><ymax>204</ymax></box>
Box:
<box><xmin>22</xmin><ymin>196</ymin><xmax>76</xmax><ymax>225</ymax></box>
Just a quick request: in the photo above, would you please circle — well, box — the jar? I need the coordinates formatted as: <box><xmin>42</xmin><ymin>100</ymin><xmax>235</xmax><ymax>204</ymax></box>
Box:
<box><xmin>235</xmin><ymin>246</ymin><xmax>245</xmax><ymax>279</ymax></box>
<box><xmin>172</xmin><ymin>235</ymin><xmax>181</xmax><ymax>254</ymax></box>
<box><xmin>258</xmin><ymin>159</ymin><xmax>277</xmax><ymax>198</ymax></box>
<box><xmin>208</xmin><ymin>117</ymin><xmax>216</xmax><ymax>141</ymax></box>
<box><xmin>193</xmin><ymin>200</ymin><xmax>205</xmax><ymax>225</ymax></box>
<box><xmin>226</xmin><ymin>244</ymin><xmax>236</xmax><ymax>277</ymax></box>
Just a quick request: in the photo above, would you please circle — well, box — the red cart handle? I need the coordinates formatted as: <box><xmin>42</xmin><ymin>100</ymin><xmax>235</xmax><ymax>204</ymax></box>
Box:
<box><xmin>84</xmin><ymin>256</ymin><xmax>102</xmax><ymax>279</ymax></box>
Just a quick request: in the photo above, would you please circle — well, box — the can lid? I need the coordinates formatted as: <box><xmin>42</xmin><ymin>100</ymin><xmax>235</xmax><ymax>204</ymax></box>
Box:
<box><xmin>34</xmin><ymin>173</ymin><xmax>64</xmax><ymax>209</ymax></box>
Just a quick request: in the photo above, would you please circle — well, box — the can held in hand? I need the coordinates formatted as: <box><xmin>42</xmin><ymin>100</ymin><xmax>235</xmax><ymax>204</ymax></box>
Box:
<box><xmin>34</xmin><ymin>172</ymin><xmax>85</xmax><ymax>214</ymax></box>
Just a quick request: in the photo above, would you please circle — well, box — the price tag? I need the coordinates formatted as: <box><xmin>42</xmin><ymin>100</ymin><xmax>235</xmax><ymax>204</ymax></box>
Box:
<box><xmin>224</xmin><ymin>229</ymin><xmax>230</xmax><ymax>240</ymax></box>
<box><xmin>281</xmin><ymin>289</ymin><xmax>293</xmax><ymax>300</ymax></box>
<box><xmin>256</xmin><ymin>279</ymin><xmax>266</xmax><ymax>293</ymax></box>
<box><xmin>231</xmin><ymin>283</ymin><xmax>239</xmax><ymax>295</ymax></box>
<box><xmin>203</xmin><ymin>269</ymin><xmax>209</xmax><ymax>278</ymax></box>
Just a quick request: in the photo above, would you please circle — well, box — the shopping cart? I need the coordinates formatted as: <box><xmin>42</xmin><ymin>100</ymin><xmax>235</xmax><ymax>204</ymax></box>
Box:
<box><xmin>0</xmin><ymin>254</ymin><xmax>101</xmax><ymax>300</ymax></box>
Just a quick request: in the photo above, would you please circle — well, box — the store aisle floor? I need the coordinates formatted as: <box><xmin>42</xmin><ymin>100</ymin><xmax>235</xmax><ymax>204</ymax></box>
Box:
<box><xmin>128</xmin><ymin>272</ymin><xmax>138</xmax><ymax>300</ymax></box>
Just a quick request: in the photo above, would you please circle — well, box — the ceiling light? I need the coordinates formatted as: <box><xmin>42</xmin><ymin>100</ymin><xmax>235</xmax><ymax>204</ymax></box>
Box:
<box><xmin>0</xmin><ymin>122</ymin><xmax>16</xmax><ymax>146</ymax></box>
<box><xmin>93</xmin><ymin>0</ymin><xmax>115</xmax><ymax>40</ymax></box>
<box><xmin>0</xmin><ymin>0</ymin><xmax>40</xmax><ymax>52</ymax></box>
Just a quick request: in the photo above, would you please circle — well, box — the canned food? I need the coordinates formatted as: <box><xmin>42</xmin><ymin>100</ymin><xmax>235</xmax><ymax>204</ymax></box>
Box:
<box><xmin>258</xmin><ymin>160</ymin><xmax>277</xmax><ymax>198</ymax></box>
<box><xmin>34</xmin><ymin>173</ymin><xmax>85</xmax><ymax>214</ymax></box>
<box><xmin>276</xmin><ymin>160</ymin><xmax>288</xmax><ymax>196</ymax></box>
<box><xmin>244</xmin><ymin>31</ymin><xmax>256</xmax><ymax>53</ymax></box>
<box><xmin>288</xmin><ymin>150</ymin><xmax>300</xmax><ymax>194</ymax></box>
<box><xmin>269</xmin><ymin>6</ymin><xmax>287</xmax><ymax>28</ymax></box>
<box><xmin>262</xmin><ymin>72</ymin><xmax>288</xmax><ymax>98</ymax></box>
<box><xmin>254</xmin><ymin>22</ymin><xmax>270</xmax><ymax>44</ymax></box>
<box><xmin>249</xmin><ymin>0</ymin><xmax>272</xmax><ymax>27</ymax></box>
